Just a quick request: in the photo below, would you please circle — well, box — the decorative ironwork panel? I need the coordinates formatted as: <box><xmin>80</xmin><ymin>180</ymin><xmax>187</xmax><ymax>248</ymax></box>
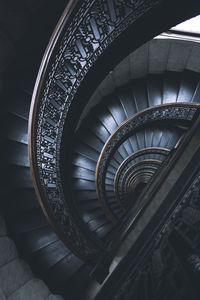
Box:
<box><xmin>106</xmin><ymin>168</ymin><xmax>200</xmax><ymax>300</ymax></box>
<box><xmin>114</xmin><ymin>148</ymin><xmax>169</xmax><ymax>210</ymax></box>
<box><xmin>96</xmin><ymin>104</ymin><xmax>198</xmax><ymax>221</ymax></box>
<box><xmin>31</xmin><ymin>0</ymin><xmax>167</xmax><ymax>261</ymax></box>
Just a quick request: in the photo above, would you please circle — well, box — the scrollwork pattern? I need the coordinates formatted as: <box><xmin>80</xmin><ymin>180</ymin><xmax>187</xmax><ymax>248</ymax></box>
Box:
<box><xmin>33</xmin><ymin>0</ymin><xmax>165</xmax><ymax>261</ymax></box>
<box><xmin>114</xmin><ymin>148</ymin><xmax>169</xmax><ymax>210</ymax></box>
<box><xmin>111</xmin><ymin>168</ymin><xmax>200</xmax><ymax>300</ymax></box>
<box><xmin>96</xmin><ymin>104</ymin><xmax>198</xmax><ymax>218</ymax></box>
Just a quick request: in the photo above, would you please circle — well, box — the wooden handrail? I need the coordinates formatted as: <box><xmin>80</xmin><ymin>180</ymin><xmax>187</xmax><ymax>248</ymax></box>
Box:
<box><xmin>28</xmin><ymin>0</ymin><xmax>91</xmax><ymax>261</ymax></box>
<box><xmin>89</xmin><ymin>106</ymin><xmax>200</xmax><ymax>283</ymax></box>
<box><xmin>96</xmin><ymin>103</ymin><xmax>200</xmax><ymax>224</ymax></box>
<box><xmin>27</xmin><ymin>0</ymin><xmax>200</xmax><ymax>267</ymax></box>
<box><xmin>106</xmin><ymin>107</ymin><xmax>200</xmax><ymax>265</ymax></box>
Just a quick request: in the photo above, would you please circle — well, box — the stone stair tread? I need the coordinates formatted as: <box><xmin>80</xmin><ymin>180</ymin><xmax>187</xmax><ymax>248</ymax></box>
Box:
<box><xmin>8</xmin><ymin>278</ymin><xmax>50</xmax><ymax>300</ymax></box>
<box><xmin>0</xmin><ymin>287</ymin><xmax>6</xmax><ymax>300</ymax></box>
<box><xmin>0</xmin><ymin>237</ymin><xmax>18</xmax><ymax>267</ymax></box>
<box><xmin>46</xmin><ymin>294</ymin><xmax>64</xmax><ymax>300</ymax></box>
<box><xmin>0</xmin><ymin>258</ymin><xmax>33</xmax><ymax>296</ymax></box>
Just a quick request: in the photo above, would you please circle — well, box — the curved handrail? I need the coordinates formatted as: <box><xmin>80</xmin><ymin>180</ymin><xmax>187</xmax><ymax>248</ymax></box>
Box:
<box><xmin>114</xmin><ymin>148</ymin><xmax>169</xmax><ymax>210</ymax></box>
<box><xmin>28</xmin><ymin>0</ymin><xmax>200</xmax><ymax>264</ymax></box>
<box><xmin>96</xmin><ymin>103</ymin><xmax>199</xmax><ymax>223</ymax></box>
<box><xmin>92</xmin><ymin>111</ymin><xmax>200</xmax><ymax>283</ymax></box>
<box><xmin>28</xmin><ymin>0</ymin><xmax>98</xmax><ymax>261</ymax></box>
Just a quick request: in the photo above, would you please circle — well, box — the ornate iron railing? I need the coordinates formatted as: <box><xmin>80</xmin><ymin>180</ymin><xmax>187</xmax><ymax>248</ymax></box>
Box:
<box><xmin>96</xmin><ymin>103</ymin><xmax>199</xmax><ymax>222</ymax></box>
<box><xmin>29</xmin><ymin>0</ymin><xmax>200</xmax><ymax>264</ymax></box>
<box><xmin>114</xmin><ymin>148</ymin><xmax>169</xmax><ymax>210</ymax></box>
<box><xmin>95</xmin><ymin>135</ymin><xmax>200</xmax><ymax>299</ymax></box>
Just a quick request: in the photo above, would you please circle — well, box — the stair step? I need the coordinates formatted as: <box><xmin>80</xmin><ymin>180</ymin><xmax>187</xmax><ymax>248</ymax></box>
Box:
<box><xmin>2</xmin><ymin>113</ymin><xmax>28</xmax><ymax>144</ymax></box>
<box><xmin>8</xmin><ymin>278</ymin><xmax>50</xmax><ymax>300</ymax></box>
<box><xmin>47</xmin><ymin>295</ymin><xmax>64</xmax><ymax>300</ymax></box>
<box><xmin>0</xmin><ymin>288</ymin><xmax>6</xmax><ymax>300</ymax></box>
<box><xmin>0</xmin><ymin>259</ymin><xmax>33</xmax><ymax>296</ymax></box>
<box><xmin>4</xmin><ymin>88</ymin><xmax>31</xmax><ymax>120</ymax></box>
<box><xmin>30</xmin><ymin>241</ymin><xmax>70</xmax><ymax>275</ymax></box>
<box><xmin>0</xmin><ymin>237</ymin><xmax>18</xmax><ymax>267</ymax></box>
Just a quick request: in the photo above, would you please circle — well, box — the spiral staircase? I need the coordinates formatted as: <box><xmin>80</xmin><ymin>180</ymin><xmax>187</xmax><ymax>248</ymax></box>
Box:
<box><xmin>1</xmin><ymin>0</ymin><xmax>200</xmax><ymax>299</ymax></box>
<box><xmin>71</xmin><ymin>70</ymin><xmax>199</xmax><ymax>228</ymax></box>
